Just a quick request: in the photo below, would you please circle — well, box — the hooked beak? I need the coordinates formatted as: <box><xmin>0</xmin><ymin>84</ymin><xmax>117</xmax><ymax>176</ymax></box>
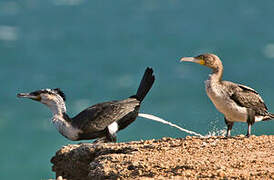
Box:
<box><xmin>17</xmin><ymin>93</ymin><xmax>41</xmax><ymax>101</ymax></box>
<box><xmin>180</xmin><ymin>57</ymin><xmax>205</xmax><ymax>65</ymax></box>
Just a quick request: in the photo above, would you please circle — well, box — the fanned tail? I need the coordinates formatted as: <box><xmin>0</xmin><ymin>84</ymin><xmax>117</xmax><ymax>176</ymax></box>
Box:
<box><xmin>131</xmin><ymin>67</ymin><xmax>155</xmax><ymax>102</ymax></box>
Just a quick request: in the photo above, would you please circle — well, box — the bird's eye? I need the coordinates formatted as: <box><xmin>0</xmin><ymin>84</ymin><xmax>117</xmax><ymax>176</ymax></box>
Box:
<box><xmin>31</xmin><ymin>91</ymin><xmax>40</xmax><ymax>96</ymax></box>
<box><xmin>196</xmin><ymin>55</ymin><xmax>204</xmax><ymax>60</ymax></box>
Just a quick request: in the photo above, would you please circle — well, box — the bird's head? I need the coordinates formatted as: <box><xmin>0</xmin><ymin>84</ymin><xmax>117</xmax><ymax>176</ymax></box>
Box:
<box><xmin>17</xmin><ymin>88</ymin><xmax>66</xmax><ymax>106</ymax></box>
<box><xmin>180</xmin><ymin>53</ymin><xmax>222</xmax><ymax>70</ymax></box>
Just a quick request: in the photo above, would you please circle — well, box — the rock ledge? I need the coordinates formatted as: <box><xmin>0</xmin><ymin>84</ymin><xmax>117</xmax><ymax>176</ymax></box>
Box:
<box><xmin>51</xmin><ymin>135</ymin><xmax>274</xmax><ymax>179</ymax></box>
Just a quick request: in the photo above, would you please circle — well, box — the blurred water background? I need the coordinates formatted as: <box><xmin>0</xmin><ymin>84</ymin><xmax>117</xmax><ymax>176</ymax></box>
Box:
<box><xmin>1</xmin><ymin>0</ymin><xmax>274</xmax><ymax>179</ymax></box>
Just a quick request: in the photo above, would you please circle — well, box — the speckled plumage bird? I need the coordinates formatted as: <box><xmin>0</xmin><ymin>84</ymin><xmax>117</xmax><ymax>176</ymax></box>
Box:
<box><xmin>17</xmin><ymin>68</ymin><xmax>155</xmax><ymax>142</ymax></box>
<box><xmin>180</xmin><ymin>54</ymin><xmax>274</xmax><ymax>137</ymax></box>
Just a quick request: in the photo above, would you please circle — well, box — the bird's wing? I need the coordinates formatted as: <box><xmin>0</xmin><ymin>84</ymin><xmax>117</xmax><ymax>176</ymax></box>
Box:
<box><xmin>72</xmin><ymin>98</ymin><xmax>140</xmax><ymax>132</ymax></box>
<box><xmin>228</xmin><ymin>82</ymin><xmax>268</xmax><ymax>115</ymax></box>
<box><xmin>237</xmin><ymin>83</ymin><xmax>259</xmax><ymax>94</ymax></box>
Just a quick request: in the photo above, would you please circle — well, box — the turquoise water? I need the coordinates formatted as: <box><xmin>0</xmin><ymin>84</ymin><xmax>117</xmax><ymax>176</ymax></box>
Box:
<box><xmin>1</xmin><ymin>1</ymin><xmax>274</xmax><ymax>179</ymax></box>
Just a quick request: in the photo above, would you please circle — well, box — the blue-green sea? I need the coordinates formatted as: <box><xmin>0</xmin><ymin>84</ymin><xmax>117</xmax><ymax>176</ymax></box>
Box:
<box><xmin>1</xmin><ymin>1</ymin><xmax>274</xmax><ymax>179</ymax></box>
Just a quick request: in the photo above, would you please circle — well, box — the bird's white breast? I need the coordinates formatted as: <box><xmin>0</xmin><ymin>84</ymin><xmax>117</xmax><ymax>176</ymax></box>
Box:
<box><xmin>205</xmin><ymin>80</ymin><xmax>248</xmax><ymax>122</ymax></box>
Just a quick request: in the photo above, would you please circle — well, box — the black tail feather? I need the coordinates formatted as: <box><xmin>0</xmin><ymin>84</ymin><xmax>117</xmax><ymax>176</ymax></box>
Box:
<box><xmin>270</xmin><ymin>113</ymin><xmax>274</xmax><ymax>119</ymax></box>
<box><xmin>262</xmin><ymin>113</ymin><xmax>274</xmax><ymax>121</ymax></box>
<box><xmin>131</xmin><ymin>67</ymin><xmax>155</xmax><ymax>102</ymax></box>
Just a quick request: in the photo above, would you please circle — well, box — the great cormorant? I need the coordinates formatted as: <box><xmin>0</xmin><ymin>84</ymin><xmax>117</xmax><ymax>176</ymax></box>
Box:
<box><xmin>180</xmin><ymin>54</ymin><xmax>274</xmax><ymax>137</ymax></box>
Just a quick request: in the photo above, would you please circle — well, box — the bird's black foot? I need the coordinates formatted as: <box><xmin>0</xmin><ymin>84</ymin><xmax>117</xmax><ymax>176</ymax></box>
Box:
<box><xmin>226</xmin><ymin>131</ymin><xmax>231</xmax><ymax>138</ymax></box>
<box><xmin>225</xmin><ymin>134</ymin><xmax>232</xmax><ymax>139</ymax></box>
<box><xmin>93</xmin><ymin>132</ymin><xmax>117</xmax><ymax>143</ymax></box>
<box><xmin>93</xmin><ymin>137</ymin><xmax>108</xmax><ymax>144</ymax></box>
<box><xmin>106</xmin><ymin>132</ymin><xmax>117</xmax><ymax>142</ymax></box>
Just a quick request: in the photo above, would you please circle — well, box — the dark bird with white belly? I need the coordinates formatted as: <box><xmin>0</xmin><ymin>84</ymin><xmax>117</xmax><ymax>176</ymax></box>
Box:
<box><xmin>180</xmin><ymin>54</ymin><xmax>274</xmax><ymax>137</ymax></box>
<box><xmin>17</xmin><ymin>67</ymin><xmax>155</xmax><ymax>142</ymax></box>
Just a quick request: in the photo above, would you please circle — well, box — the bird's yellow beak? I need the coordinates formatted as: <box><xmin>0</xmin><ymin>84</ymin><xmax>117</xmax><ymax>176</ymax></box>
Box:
<box><xmin>180</xmin><ymin>57</ymin><xmax>205</xmax><ymax>65</ymax></box>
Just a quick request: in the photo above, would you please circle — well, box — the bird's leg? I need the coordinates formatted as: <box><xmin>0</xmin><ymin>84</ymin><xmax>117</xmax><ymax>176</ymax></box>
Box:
<box><xmin>93</xmin><ymin>127</ymin><xmax>118</xmax><ymax>143</ymax></box>
<box><xmin>106</xmin><ymin>130</ymin><xmax>117</xmax><ymax>142</ymax></box>
<box><xmin>224</xmin><ymin>117</ymin><xmax>234</xmax><ymax>137</ymax></box>
<box><xmin>246</xmin><ymin>124</ymin><xmax>252</xmax><ymax>138</ymax></box>
<box><xmin>246</xmin><ymin>108</ymin><xmax>255</xmax><ymax>137</ymax></box>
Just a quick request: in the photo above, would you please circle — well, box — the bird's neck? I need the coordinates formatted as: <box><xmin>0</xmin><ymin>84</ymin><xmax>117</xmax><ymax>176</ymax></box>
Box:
<box><xmin>46</xmin><ymin>99</ymin><xmax>67</xmax><ymax>117</ymax></box>
<box><xmin>46</xmin><ymin>100</ymin><xmax>81</xmax><ymax>140</ymax></box>
<box><xmin>45</xmin><ymin>99</ymin><xmax>72</xmax><ymax>124</ymax></box>
<box><xmin>210</xmin><ymin>64</ymin><xmax>223</xmax><ymax>83</ymax></box>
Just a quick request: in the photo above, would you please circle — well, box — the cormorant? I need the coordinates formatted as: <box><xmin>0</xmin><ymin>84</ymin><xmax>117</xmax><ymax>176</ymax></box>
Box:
<box><xmin>180</xmin><ymin>54</ymin><xmax>274</xmax><ymax>137</ymax></box>
<box><xmin>17</xmin><ymin>67</ymin><xmax>155</xmax><ymax>142</ymax></box>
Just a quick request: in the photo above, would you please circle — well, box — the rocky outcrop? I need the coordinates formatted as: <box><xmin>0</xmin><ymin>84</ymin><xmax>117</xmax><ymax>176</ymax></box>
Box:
<box><xmin>51</xmin><ymin>135</ymin><xmax>274</xmax><ymax>179</ymax></box>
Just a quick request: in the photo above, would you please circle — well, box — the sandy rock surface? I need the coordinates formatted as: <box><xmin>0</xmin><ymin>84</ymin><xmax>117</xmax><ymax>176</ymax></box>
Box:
<box><xmin>51</xmin><ymin>135</ymin><xmax>274</xmax><ymax>180</ymax></box>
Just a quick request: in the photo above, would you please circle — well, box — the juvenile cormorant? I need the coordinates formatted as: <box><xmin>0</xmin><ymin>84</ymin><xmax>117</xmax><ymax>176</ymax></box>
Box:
<box><xmin>180</xmin><ymin>54</ymin><xmax>274</xmax><ymax>137</ymax></box>
<box><xmin>17</xmin><ymin>68</ymin><xmax>155</xmax><ymax>142</ymax></box>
